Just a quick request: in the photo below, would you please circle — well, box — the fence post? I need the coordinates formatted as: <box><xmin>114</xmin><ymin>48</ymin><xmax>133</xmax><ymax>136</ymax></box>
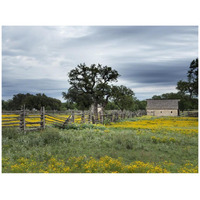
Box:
<box><xmin>116</xmin><ymin>112</ymin><xmax>118</xmax><ymax>121</ymax></box>
<box><xmin>41</xmin><ymin>106</ymin><xmax>45</xmax><ymax>129</ymax></box>
<box><xmin>88</xmin><ymin>112</ymin><xmax>91</xmax><ymax>124</ymax></box>
<box><xmin>82</xmin><ymin>110</ymin><xmax>85</xmax><ymax>123</ymax></box>
<box><xmin>111</xmin><ymin>113</ymin><xmax>114</xmax><ymax>122</ymax></box>
<box><xmin>100</xmin><ymin>111</ymin><xmax>104</xmax><ymax>124</ymax></box>
<box><xmin>72</xmin><ymin>111</ymin><xmax>75</xmax><ymax>123</ymax></box>
<box><xmin>92</xmin><ymin>115</ymin><xmax>95</xmax><ymax>124</ymax></box>
<box><xmin>20</xmin><ymin>105</ymin><xmax>25</xmax><ymax>131</ymax></box>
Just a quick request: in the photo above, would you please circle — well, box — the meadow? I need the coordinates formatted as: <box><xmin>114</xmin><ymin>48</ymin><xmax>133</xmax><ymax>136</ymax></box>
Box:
<box><xmin>2</xmin><ymin>116</ymin><xmax>198</xmax><ymax>173</ymax></box>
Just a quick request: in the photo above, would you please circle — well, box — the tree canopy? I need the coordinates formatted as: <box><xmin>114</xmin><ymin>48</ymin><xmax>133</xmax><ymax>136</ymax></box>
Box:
<box><xmin>2</xmin><ymin>93</ymin><xmax>62</xmax><ymax>111</ymax></box>
<box><xmin>111</xmin><ymin>85</ymin><xmax>136</xmax><ymax>111</ymax></box>
<box><xmin>176</xmin><ymin>58</ymin><xmax>198</xmax><ymax>98</ymax></box>
<box><xmin>63</xmin><ymin>63</ymin><xmax>120</xmax><ymax>114</ymax></box>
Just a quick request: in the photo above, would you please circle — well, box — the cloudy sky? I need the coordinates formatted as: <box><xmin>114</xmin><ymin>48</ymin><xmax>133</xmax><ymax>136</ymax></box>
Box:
<box><xmin>2</xmin><ymin>26</ymin><xmax>198</xmax><ymax>101</ymax></box>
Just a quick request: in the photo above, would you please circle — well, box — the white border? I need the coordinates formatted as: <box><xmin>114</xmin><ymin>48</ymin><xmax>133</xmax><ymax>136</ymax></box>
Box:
<box><xmin>0</xmin><ymin>1</ymin><xmax>199</xmax><ymax>200</ymax></box>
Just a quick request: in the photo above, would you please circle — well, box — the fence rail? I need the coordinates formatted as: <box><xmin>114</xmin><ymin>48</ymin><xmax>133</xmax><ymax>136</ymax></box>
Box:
<box><xmin>2</xmin><ymin>107</ymin><xmax>146</xmax><ymax>131</ymax></box>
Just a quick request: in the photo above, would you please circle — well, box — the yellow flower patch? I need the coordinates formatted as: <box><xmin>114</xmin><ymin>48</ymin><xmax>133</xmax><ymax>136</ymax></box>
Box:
<box><xmin>2</xmin><ymin>156</ymin><xmax>178</xmax><ymax>173</ymax></box>
<box><xmin>107</xmin><ymin>117</ymin><xmax>198</xmax><ymax>135</ymax></box>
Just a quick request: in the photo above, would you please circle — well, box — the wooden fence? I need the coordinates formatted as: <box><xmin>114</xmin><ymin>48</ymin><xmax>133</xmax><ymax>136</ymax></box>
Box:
<box><xmin>2</xmin><ymin>107</ymin><xmax>146</xmax><ymax>131</ymax></box>
<box><xmin>2</xmin><ymin>106</ymin><xmax>46</xmax><ymax>131</ymax></box>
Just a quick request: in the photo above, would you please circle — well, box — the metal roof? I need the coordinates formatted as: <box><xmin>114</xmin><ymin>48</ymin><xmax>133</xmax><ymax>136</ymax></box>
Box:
<box><xmin>146</xmin><ymin>99</ymin><xmax>180</xmax><ymax>110</ymax></box>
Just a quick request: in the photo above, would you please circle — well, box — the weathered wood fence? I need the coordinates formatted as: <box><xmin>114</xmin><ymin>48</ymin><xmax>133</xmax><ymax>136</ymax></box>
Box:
<box><xmin>2</xmin><ymin>107</ymin><xmax>146</xmax><ymax>131</ymax></box>
<box><xmin>2</xmin><ymin>106</ymin><xmax>46</xmax><ymax>131</ymax></box>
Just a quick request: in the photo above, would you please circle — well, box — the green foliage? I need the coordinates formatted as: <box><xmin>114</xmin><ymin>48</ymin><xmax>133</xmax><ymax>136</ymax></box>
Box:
<box><xmin>63</xmin><ymin>63</ymin><xmax>120</xmax><ymax>111</ymax></box>
<box><xmin>103</xmin><ymin>118</ymin><xmax>111</xmax><ymax>125</ymax></box>
<box><xmin>176</xmin><ymin>58</ymin><xmax>198</xmax><ymax>98</ymax></box>
<box><xmin>131</xmin><ymin>99</ymin><xmax>147</xmax><ymax>111</ymax></box>
<box><xmin>105</xmin><ymin>101</ymin><xmax>120</xmax><ymax>110</ymax></box>
<box><xmin>42</xmin><ymin>131</ymin><xmax>62</xmax><ymax>145</ymax></box>
<box><xmin>53</xmin><ymin>122</ymin><xmax>106</xmax><ymax>130</ymax></box>
<box><xmin>111</xmin><ymin>85</ymin><xmax>136</xmax><ymax>111</ymax></box>
<box><xmin>2</xmin><ymin>100</ymin><xmax>11</xmax><ymax>110</ymax></box>
<box><xmin>105</xmin><ymin>99</ymin><xmax>146</xmax><ymax>111</ymax></box>
<box><xmin>2</xmin><ymin>93</ymin><xmax>62</xmax><ymax>111</ymax></box>
<box><xmin>2</xmin><ymin>128</ymin><xmax>22</xmax><ymax>140</ymax></box>
<box><xmin>62</xmin><ymin>88</ymin><xmax>92</xmax><ymax>110</ymax></box>
<box><xmin>60</xmin><ymin>102</ymin><xmax>77</xmax><ymax>111</ymax></box>
<box><xmin>151</xmin><ymin>136</ymin><xmax>177</xmax><ymax>144</ymax></box>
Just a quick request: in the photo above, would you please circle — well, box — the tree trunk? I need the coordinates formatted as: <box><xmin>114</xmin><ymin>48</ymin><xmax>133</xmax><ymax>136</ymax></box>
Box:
<box><xmin>94</xmin><ymin>101</ymin><xmax>98</xmax><ymax>122</ymax></box>
<box><xmin>101</xmin><ymin>105</ymin><xmax>105</xmax><ymax>115</ymax></box>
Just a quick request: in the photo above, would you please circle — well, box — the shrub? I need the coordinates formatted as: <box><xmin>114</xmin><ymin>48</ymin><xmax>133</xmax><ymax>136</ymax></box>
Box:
<box><xmin>2</xmin><ymin>128</ymin><xmax>22</xmax><ymax>140</ymax></box>
<box><xmin>42</xmin><ymin>131</ymin><xmax>62</xmax><ymax>145</ymax></box>
<box><xmin>53</xmin><ymin>122</ymin><xmax>106</xmax><ymax>130</ymax></box>
<box><xmin>103</xmin><ymin>118</ymin><xmax>111</xmax><ymax>125</ymax></box>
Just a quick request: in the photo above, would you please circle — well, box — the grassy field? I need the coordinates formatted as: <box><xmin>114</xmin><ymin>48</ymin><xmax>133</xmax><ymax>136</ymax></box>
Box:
<box><xmin>2</xmin><ymin>116</ymin><xmax>198</xmax><ymax>173</ymax></box>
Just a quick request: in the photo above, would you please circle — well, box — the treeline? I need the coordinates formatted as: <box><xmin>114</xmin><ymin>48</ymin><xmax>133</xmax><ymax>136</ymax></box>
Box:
<box><xmin>2</xmin><ymin>93</ymin><xmax>62</xmax><ymax>111</ymax></box>
<box><xmin>105</xmin><ymin>99</ymin><xmax>146</xmax><ymax>111</ymax></box>
<box><xmin>62</xmin><ymin>99</ymin><xmax>147</xmax><ymax>111</ymax></box>
<box><xmin>2</xmin><ymin>93</ymin><xmax>146</xmax><ymax>111</ymax></box>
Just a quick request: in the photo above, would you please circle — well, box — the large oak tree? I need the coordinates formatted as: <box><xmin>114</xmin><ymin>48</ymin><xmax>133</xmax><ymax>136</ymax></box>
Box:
<box><xmin>62</xmin><ymin>63</ymin><xmax>119</xmax><ymax>119</ymax></box>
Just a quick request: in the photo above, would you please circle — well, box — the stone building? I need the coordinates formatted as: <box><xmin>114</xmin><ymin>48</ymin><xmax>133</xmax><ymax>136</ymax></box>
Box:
<box><xmin>146</xmin><ymin>99</ymin><xmax>180</xmax><ymax>116</ymax></box>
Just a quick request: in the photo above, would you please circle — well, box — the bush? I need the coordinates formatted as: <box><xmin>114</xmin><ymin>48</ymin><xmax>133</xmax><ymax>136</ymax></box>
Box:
<box><xmin>42</xmin><ymin>131</ymin><xmax>62</xmax><ymax>145</ymax></box>
<box><xmin>53</xmin><ymin>122</ymin><xmax>106</xmax><ymax>130</ymax></box>
<box><xmin>103</xmin><ymin>118</ymin><xmax>111</xmax><ymax>125</ymax></box>
<box><xmin>2</xmin><ymin>128</ymin><xmax>22</xmax><ymax>140</ymax></box>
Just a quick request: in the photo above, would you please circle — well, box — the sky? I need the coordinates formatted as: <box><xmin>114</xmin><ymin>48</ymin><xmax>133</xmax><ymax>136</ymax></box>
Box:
<box><xmin>2</xmin><ymin>26</ymin><xmax>198</xmax><ymax>102</ymax></box>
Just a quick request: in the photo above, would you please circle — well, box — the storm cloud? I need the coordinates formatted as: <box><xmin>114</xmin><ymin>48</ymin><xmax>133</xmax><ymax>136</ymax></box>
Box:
<box><xmin>2</xmin><ymin>26</ymin><xmax>198</xmax><ymax>101</ymax></box>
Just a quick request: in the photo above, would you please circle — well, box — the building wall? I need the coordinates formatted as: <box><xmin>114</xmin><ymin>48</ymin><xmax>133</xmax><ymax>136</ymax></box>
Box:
<box><xmin>147</xmin><ymin>109</ymin><xmax>178</xmax><ymax>116</ymax></box>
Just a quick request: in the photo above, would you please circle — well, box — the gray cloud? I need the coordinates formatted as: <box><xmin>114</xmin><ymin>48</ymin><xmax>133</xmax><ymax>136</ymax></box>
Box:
<box><xmin>2</xmin><ymin>78</ymin><xmax>69</xmax><ymax>101</ymax></box>
<box><xmin>2</xmin><ymin>26</ymin><xmax>198</xmax><ymax>101</ymax></box>
<box><xmin>117</xmin><ymin>59</ymin><xmax>189</xmax><ymax>84</ymax></box>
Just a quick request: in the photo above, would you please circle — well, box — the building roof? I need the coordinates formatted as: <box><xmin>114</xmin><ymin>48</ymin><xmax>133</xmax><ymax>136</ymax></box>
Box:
<box><xmin>146</xmin><ymin>99</ymin><xmax>180</xmax><ymax>110</ymax></box>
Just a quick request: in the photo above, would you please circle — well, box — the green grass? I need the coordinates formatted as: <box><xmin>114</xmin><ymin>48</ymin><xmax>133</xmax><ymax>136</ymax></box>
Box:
<box><xmin>2</xmin><ymin>119</ymin><xmax>198</xmax><ymax>173</ymax></box>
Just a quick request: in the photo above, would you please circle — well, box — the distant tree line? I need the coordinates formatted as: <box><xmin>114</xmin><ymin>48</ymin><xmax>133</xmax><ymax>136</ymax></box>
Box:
<box><xmin>62</xmin><ymin>98</ymin><xmax>146</xmax><ymax>111</ymax></box>
<box><xmin>2</xmin><ymin>93</ymin><xmax>62</xmax><ymax>111</ymax></box>
<box><xmin>2</xmin><ymin>92</ymin><xmax>146</xmax><ymax>111</ymax></box>
<box><xmin>105</xmin><ymin>99</ymin><xmax>146</xmax><ymax>111</ymax></box>
<box><xmin>152</xmin><ymin>58</ymin><xmax>198</xmax><ymax>111</ymax></box>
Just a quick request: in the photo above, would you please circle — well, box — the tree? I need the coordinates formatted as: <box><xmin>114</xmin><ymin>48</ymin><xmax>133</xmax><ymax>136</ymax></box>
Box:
<box><xmin>63</xmin><ymin>87</ymin><xmax>92</xmax><ymax>110</ymax></box>
<box><xmin>63</xmin><ymin>63</ymin><xmax>119</xmax><ymax>119</ymax></box>
<box><xmin>111</xmin><ymin>85</ymin><xmax>136</xmax><ymax>111</ymax></box>
<box><xmin>2</xmin><ymin>100</ymin><xmax>9</xmax><ymax>110</ymax></box>
<box><xmin>187</xmin><ymin>58</ymin><xmax>198</xmax><ymax>96</ymax></box>
<box><xmin>176</xmin><ymin>58</ymin><xmax>198</xmax><ymax>98</ymax></box>
<box><xmin>105</xmin><ymin>100</ymin><xmax>120</xmax><ymax>110</ymax></box>
<box><xmin>2</xmin><ymin>93</ymin><xmax>62</xmax><ymax>111</ymax></box>
<box><xmin>11</xmin><ymin>93</ymin><xmax>32</xmax><ymax>110</ymax></box>
<box><xmin>133</xmin><ymin>99</ymin><xmax>147</xmax><ymax>111</ymax></box>
<box><xmin>60</xmin><ymin>102</ymin><xmax>77</xmax><ymax>111</ymax></box>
